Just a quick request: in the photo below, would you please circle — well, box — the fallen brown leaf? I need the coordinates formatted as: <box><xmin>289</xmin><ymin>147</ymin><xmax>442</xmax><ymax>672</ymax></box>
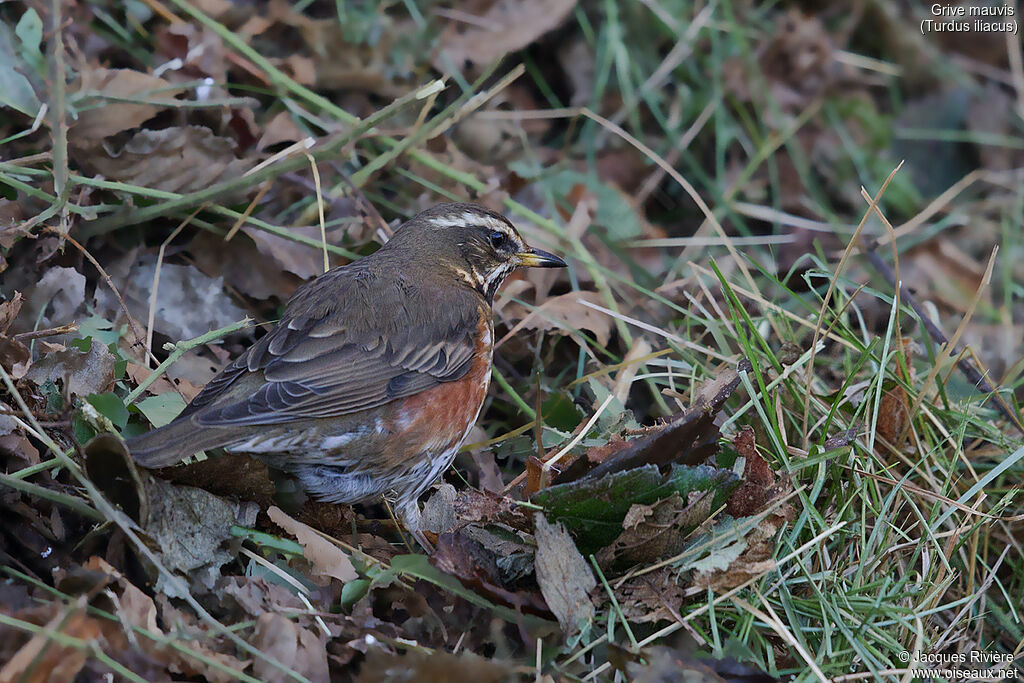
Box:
<box><xmin>88</xmin><ymin>125</ymin><xmax>255</xmax><ymax>194</ymax></box>
<box><xmin>437</xmin><ymin>0</ymin><xmax>578</xmax><ymax>68</ymax></box>
<box><xmin>252</xmin><ymin>612</ymin><xmax>329</xmax><ymax>683</ymax></box>
<box><xmin>268</xmin><ymin>506</ymin><xmax>358</xmax><ymax>583</ymax></box>
<box><xmin>726</xmin><ymin>426</ymin><xmax>783</xmax><ymax>517</ymax></box>
<box><xmin>611</xmin><ymin>568</ymin><xmax>686</xmax><ymax>625</ymax></box>
<box><xmin>533</xmin><ymin>512</ymin><xmax>595</xmax><ymax>635</ymax></box>
<box><xmin>25</xmin><ymin>338</ymin><xmax>115</xmax><ymax>397</ymax></box>
<box><xmin>68</xmin><ymin>68</ymin><xmax>182</xmax><ymax>148</ymax></box>
<box><xmin>431</xmin><ymin>531</ymin><xmax>551</xmax><ymax>618</ymax></box>
<box><xmin>595</xmin><ymin>491</ymin><xmax>715</xmax><ymax>569</ymax></box>
<box><xmin>0</xmin><ymin>606</ymin><xmax>100</xmax><ymax>683</ymax></box>
<box><xmin>0</xmin><ymin>292</ymin><xmax>23</xmax><ymax>335</ymax></box>
<box><xmin>500</xmin><ymin>290</ymin><xmax>612</xmax><ymax>348</ymax></box>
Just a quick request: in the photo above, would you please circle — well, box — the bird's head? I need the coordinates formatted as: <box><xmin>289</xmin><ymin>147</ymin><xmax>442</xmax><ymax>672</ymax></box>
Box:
<box><xmin>385</xmin><ymin>203</ymin><xmax>567</xmax><ymax>302</ymax></box>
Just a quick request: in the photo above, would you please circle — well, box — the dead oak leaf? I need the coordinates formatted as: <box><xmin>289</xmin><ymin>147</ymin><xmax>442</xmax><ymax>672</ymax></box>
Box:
<box><xmin>436</xmin><ymin>0</ymin><xmax>578</xmax><ymax>68</ymax></box>
<box><xmin>0</xmin><ymin>292</ymin><xmax>23</xmax><ymax>335</ymax></box>
<box><xmin>595</xmin><ymin>491</ymin><xmax>716</xmax><ymax>569</ymax></box>
<box><xmin>610</xmin><ymin>568</ymin><xmax>686</xmax><ymax>625</ymax></box>
<box><xmin>0</xmin><ymin>607</ymin><xmax>101</xmax><ymax>683</ymax></box>
<box><xmin>500</xmin><ymin>290</ymin><xmax>612</xmax><ymax>348</ymax></box>
<box><xmin>83</xmin><ymin>557</ymin><xmax>249</xmax><ymax>683</ymax></box>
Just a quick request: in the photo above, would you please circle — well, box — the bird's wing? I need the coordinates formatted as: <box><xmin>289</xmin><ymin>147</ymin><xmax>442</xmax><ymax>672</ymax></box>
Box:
<box><xmin>181</xmin><ymin>264</ymin><xmax>483</xmax><ymax>427</ymax></box>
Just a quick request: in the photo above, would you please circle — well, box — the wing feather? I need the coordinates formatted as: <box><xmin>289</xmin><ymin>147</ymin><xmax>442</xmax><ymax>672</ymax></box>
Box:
<box><xmin>186</xmin><ymin>261</ymin><xmax>483</xmax><ymax>427</ymax></box>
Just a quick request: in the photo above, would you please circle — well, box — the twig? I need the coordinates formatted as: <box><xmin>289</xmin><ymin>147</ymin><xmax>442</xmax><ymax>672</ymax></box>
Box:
<box><xmin>125</xmin><ymin>318</ymin><xmax>251</xmax><ymax>405</ymax></box>
<box><xmin>54</xmin><ymin>231</ymin><xmax>157</xmax><ymax>367</ymax></box>
<box><xmin>12</xmin><ymin>323</ymin><xmax>78</xmax><ymax>342</ymax></box>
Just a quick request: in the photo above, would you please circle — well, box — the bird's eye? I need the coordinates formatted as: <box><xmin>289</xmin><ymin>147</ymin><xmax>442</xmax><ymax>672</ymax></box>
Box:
<box><xmin>488</xmin><ymin>231</ymin><xmax>508</xmax><ymax>249</ymax></box>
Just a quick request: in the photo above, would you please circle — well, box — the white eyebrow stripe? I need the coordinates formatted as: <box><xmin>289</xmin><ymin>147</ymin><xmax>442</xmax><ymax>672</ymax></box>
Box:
<box><xmin>427</xmin><ymin>216</ymin><xmax>466</xmax><ymax>227</ymax></box>
<box><xmin>427</xmin><ymin>213</ymin><xmax>512</xmax><ymax>231</ymax></box>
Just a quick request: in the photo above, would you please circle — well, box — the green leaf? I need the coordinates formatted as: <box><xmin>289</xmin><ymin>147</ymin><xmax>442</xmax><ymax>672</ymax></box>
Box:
<box><xmin>672</xmin><ymin>514</ymin><xmax>768</xmax><ymax>574</ymax></box>
<box><xmin>40</xmin><ymin>380</ymin><xmax>63</xmax><ymax>414</ymax></box>
<box><xmin>230</xmin><ymin>525</ymin><xmax>304</xmax><ymax>556</ymax></box>
<box><xmin>70</xmin><ymin>336</ymin><xmax>93</xmax><ymax>352</ymax></box>
<box><xmin>389</xmin><ymin>554</ymin><xmax>555</xmax><ymax>629</ymax></box>
<box><xmin>77</xmin><ymin>316</ymin><xmax>122</xmax><ymax>347</ymax></box>
<box><xmin>340</xmin><ymin>578</ymin><xmax>371</xmax><ymax>607</ymax></box>
<box><xmin>542</xmin><ymin>393</ymin><xmax>582</xmax><ymax>432</ymax></box>
<box><xmin>545</xmin><ymin>169</ymin><xmax>643</xmax><ymax>240</ymax></box>
<box><xmin>0</xmin><ymin>22</ymin><xmax>41</xmax><ymax>116</ymax></box>
<box><xmin>532</xmin><ymin>464</ymin><xmax>741</xmax><ymax>554</ymax></box>
<box><xmin>137</xmin><ymin>392</ymin><xmax>186</xmax><ymax>428</ymax></box>
<box><xmin>72</xmin><ymin>411</ymin><xmax>97</xmax><ymax>443</ymax></box>
<box><xmin>14</xmin><ymin>8</ymin><xmax>44</xmax><ymax>74</ymax></box>
<box><xmin>86</xmin><ymin>392</ymin><xmax>129</xmax><ymax>429</ymax></box>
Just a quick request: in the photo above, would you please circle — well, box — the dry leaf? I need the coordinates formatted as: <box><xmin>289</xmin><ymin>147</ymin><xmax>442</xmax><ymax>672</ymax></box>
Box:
<box><xmin>141</xmin><ymin>478</ymin><xmax>259</xmax><ymax>598</ymax></box>
<box><xmin>420</xmin><ymin>483</ymin><xmax>458</xmax><ymax>535</ymax></box>
<box><xmin>268</xmin><ymin>506</ymin><xmax>358</xmax><ymax>583</ymax></box>
<box><xmin>0</xmin><ymin>432</ymin><xmax>40</xmax><ymax>467</ymax></box>
<box><xmin>69</xmin><ymin>68</ymin><xmax>182</xmax><ymax>147</ymax></box>
<box><xmin>0</xmin><ymin>607</ymin><xmax>100</xmax><ymax>683</ymax></box>
<box><xmin>876</xmin><ymin>385</ymin><xmax>910</xmax><ymax>452</ymax></box>
<box><xmin>252</xmin><ymin>612</ymin><xmax>330</xmax><ymax>683</ymax></box>
<box><xmin>241</xmin><ymin>225</ymin><xmax>333</xmax><ymax>280</ymax></box>
<box><xmin>612</xmin><ymin>568</ymin><xmax>686</xmax><ymax>625</ymax></box>
<box><xmin>502</xmin><ymin>290</ymin><xmax>612</xmax><ymax>347</ymax></box>
<box><xmin>0</xmin><ymin>336</ymin><xmax>30</xmax><ymax>379</ymax></box>
<box><xmin>533</xmin><ymin>512</ymin><xmax>595</xmax><ymax>635</ymax></box>
<box><xmin>257</xmin><ymin>110</ymin><xmax>307</xmax><ymax>151</ymax></box>
<box><xmin>83</xmin><ymin>557</ymin><xmax>249</xmax><ymax>683</ymax></box>
<box><xmin>688</xmin><ymin>506</ymin><xmax>793</xmax><ymax>591</ymax></box>
<box><xmin>88</xmin><ymin>125</ymin><xmax>255</xmax><ymax>194</ymax></box>
<box><xmin>0</xmin><ymin>292</ymin><xmax>22</xmax><ymax>334</ymax></box>
<box><xmin>595</xmin><ymin>492</ymin><xmax>714</xmax><ymax>569</ymax></box>
<box><xmin>726</xmin><ymin>426</ymin><xmax>782</xmax><ymax>517</ymax></box>
<box><xmin>25</xmin><ymin>338</ymin><xmax>115</xmax><ymax>396</ymax></box>
<box><xmin>94</xmin><ymin>250</ymin><xmax>248</xmax><ymax>342</ymax></box>
<box><xmin>20</xmin><ymin>267</ymin><xmax>86</xmax><ymax>333</ymax></box>
<box><xmin>437</xmin><ymin>0</ymin><xmax>578</xmax><ymax>68</ymax></box>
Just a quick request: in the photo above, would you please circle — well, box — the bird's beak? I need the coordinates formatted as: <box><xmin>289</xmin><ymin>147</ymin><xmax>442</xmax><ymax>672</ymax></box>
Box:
<box><xmin>516</xmin><ymin>247</ymin><xmax>567</xmax><ymax>268</ymax></box>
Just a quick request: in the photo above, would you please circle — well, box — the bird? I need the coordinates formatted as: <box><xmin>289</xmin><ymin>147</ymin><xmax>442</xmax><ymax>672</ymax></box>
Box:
<box><xmin>126</xmin><ymin>203</ymin><xmax>567</xmax><ymax>549</ymax></box>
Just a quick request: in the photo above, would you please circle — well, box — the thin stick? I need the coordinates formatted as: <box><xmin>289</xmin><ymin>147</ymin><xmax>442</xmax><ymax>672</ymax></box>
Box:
<box><xmin>147</xmin><ymin>207</ymin><xmax>205</xmax><ymax>369</ymax></box>
<box><xmin>125</xmin><ymin>318</ymin><xmax>251</xmax><ymax>404</ymax></box>
<box><xmin>55</xmin><ymin>231</ymin><xmax>158</xmax><ymax>368</ymax></box>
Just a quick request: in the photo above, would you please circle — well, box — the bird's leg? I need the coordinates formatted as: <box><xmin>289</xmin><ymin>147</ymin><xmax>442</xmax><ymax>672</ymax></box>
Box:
<box><xmin>395</xmin><ymin>497</ymin><xmax>434</xmax><ymax>554</ymax></box>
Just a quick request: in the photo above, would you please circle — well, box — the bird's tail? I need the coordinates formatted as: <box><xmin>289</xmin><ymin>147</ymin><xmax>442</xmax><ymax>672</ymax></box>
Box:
<box><xmin>125</xmin><ymin>419</ymin><xmax>230</xmax><ymax>468</ymax></box>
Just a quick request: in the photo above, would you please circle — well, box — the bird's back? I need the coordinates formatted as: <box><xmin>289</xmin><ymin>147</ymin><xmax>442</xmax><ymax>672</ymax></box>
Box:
<box><xmin>126</xmin><ymin>249</ymin><xmax>485</xmax><ymax>467</ymax></box>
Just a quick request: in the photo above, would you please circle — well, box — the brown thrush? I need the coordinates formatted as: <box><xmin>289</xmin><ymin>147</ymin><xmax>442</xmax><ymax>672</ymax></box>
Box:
<box><xmin>126</xmin><ymin>203</ymin><xmax>566</xmax><ymax>548</ymax></box>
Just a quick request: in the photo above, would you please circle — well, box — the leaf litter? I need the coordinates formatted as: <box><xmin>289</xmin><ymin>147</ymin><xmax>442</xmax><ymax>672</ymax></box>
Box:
<box><xmin>1</xmin><ymin>0</ymin><xmax>1018</xmax><ymax>679</ymax></box>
